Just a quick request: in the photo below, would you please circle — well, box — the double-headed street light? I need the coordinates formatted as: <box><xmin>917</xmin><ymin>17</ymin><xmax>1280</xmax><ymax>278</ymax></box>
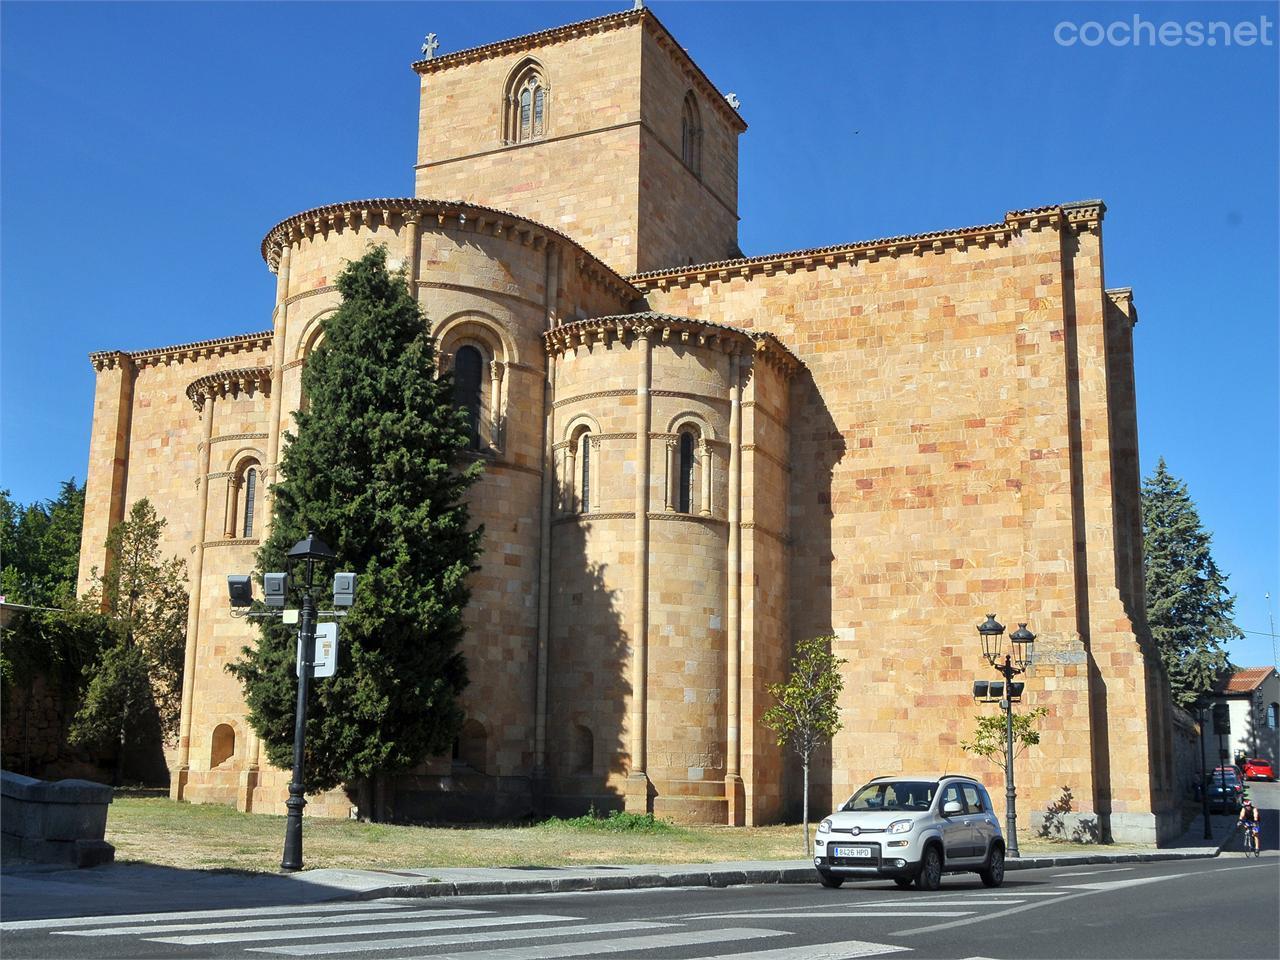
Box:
<box><xmin>229</xmin><ymin>532</ymin><xmax>355</xmax><ymax>872</ymax></box>
<box><xmin>972</xmin><ymin>614</ymin><xmax>1035</xmax><ymax>859</ymax></box>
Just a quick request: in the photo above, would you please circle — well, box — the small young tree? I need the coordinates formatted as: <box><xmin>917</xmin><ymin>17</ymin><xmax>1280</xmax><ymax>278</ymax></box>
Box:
<box><xmin>69</xmin><ymin>498</ymin><xmax>188</xmax><ymax>783</ymax></box>
<box><xmin>1141</xmin><ymin>459</ymin><xmax>1239</xmax><ymax>707</ymax></box>
<box><xmin>229</xmin><ymin>246</ymin><xmax>483</xmax><ymax>815</ymax></box>
<box><xmin>762</xmin><ymin>635</ymin><xmax>846</xmax><ymax>854</ymax></box>
<box><xmin>960</xmin><ymin>706</ymin><xmax>1049</xmax><ymax>775</ymax></box>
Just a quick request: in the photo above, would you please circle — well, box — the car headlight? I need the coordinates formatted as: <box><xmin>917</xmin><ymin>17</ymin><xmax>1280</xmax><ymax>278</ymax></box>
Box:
<box><xmin>817</xmin><ymin>818</ymin><xmax>832</xmax><ymax>835</ymax></box>
<box><xmin>888</xmin><ymin>819</ymin><xmax>913</xmax><ymax>834</ymax></box>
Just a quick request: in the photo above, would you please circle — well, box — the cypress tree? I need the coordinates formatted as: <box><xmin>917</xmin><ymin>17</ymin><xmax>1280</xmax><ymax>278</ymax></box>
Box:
<box><xmin>1141</xmin><ymin>458</ymin><xmax>1239</xmax><ymax>707</ymax></box>
<box><xmin>229</xmin><ymin>246</ymin><xmax>483</xmax><ymax>798</ymax></box>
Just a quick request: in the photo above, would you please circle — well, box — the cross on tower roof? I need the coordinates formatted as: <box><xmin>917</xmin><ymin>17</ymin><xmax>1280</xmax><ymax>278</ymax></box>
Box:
<box><xmin>421</xmin><ymin>33</ymin><xmax>439</xmax><ymax>59</ymax></box>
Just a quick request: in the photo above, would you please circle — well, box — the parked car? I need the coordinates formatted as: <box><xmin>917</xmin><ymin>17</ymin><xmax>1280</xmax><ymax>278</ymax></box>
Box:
<box><xmin>813</xmin><ymin>774</ymin><xmax>1005</xmax><ymax>891</ymax></box>
<box><xmin>1206</xmin><ymin>766</ymin><xmax>1244</xmax><ymax>812</ymax></box>
<box><xmin>1241</xmin><ymin>757</ymin><xmax>1277</xmax><ymax>781</ymax></box>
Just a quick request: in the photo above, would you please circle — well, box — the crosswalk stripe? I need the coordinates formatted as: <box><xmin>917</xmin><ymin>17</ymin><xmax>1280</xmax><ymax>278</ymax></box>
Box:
<box><xmin>58</xmin><ymin>908</ymin><xmax>475</xmax><ymax>938</ymax></box>
<box><xmin>698</xmin><ymin>912</ymin><xmax>970</xmax><ymax>919</ymax></box>
<box><xmin>0</xmin><ymin>900</ymin><xmax>411</xmax><ymax>932</ymax></box>
<box><xmin>246</xmin><ymin>920</ymin><xmax>677</xmax><ymax>956</ymax></box>
<box><xmin>424</xmin><ymin>927</ymin><xmax>789</xmax><ymax>960</ymax></box>
<box><xmin>148</xmin><ymin>912</ymin><xmax>578</xmax><ymax>946</ymax></box>
<box><xmin>694</xmin><ymin>943</ymin><xmax>910</xmax><ymax>960</ymax></box>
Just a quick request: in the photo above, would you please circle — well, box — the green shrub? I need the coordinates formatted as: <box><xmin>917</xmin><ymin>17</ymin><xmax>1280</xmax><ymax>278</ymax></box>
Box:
<box><xmin>542</xmin><ymin>809</ymin><xmax>678</xmax><ymax>834</ymax></box>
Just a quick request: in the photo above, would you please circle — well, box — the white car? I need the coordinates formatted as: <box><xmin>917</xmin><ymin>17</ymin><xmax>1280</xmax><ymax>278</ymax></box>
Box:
<box><xmin>813</xmin><ymin>774</ymin><xmax>1005</xmax><ymax>890</ymax></box>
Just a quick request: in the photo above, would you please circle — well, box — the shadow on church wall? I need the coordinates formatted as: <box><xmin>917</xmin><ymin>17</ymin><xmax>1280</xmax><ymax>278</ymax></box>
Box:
<box><xmin>781</xmin><ymin>368</ymin><xmax>845</xmax><ymax>821</ymax></box>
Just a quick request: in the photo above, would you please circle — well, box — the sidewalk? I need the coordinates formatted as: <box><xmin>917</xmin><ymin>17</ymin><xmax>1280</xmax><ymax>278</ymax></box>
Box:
<box><xmin>0</xmin><ymin>811</ymin><xmax>1244</xmax><ymax>922</ymax></box>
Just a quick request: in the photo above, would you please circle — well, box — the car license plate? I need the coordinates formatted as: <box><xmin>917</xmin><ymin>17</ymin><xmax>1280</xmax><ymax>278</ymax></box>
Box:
<box><xmin>833</xmin><ymin>846</ymin><xmax>872</xmax><ymax>858</ymax></box>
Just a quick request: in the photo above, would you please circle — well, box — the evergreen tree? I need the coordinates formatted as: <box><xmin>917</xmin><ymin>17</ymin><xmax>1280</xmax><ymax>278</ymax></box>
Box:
<box><xmin>762</xmin><ymin>636</ymin><xmax>846</xmax><ymax>854</ymax></box>
<box><xmin>229</xmin><ymin>246</ymin><xmax>483</xmax><ymax>803</ymax></box>
<box><xmin>69</xmin><ymin>498</ymin><xmax>189</xmax><ymax>782</ymax></box>
<box><xmin>1141</xmin><ymin>458</ymin><xmax>1238</xmax><ymax>707</ymax></box>
<box><xmin>0</xmin><ymin>481</ymin><xmax>107</xmax><ymax>739</ymax></box>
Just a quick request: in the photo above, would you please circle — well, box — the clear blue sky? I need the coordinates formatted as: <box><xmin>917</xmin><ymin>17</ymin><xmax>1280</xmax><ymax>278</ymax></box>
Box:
<box><xmin>2</xmin><ymin>1</ymin><xmax>1276</xmax><ymax>665</ymax></box>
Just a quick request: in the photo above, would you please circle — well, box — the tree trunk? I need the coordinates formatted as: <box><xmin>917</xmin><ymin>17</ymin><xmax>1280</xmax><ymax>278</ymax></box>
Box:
<box><xmin>803</xmin><ymin>756</ymin><xmax>811</xmax><ymax>855</ymax></box>
<box><xmin>374</xmin><ymin>771</ymin><xmax>392</xmax><ymax>823</ymax></box>
<box><xmin>355</xmin><ymin>777</ymin><xmax>373</xmax><ymax>822</ymax></box>
<box><xmin>113</xmin><ymin>719</ymin><xmax>127</xmax><ymax>787</ymax></box>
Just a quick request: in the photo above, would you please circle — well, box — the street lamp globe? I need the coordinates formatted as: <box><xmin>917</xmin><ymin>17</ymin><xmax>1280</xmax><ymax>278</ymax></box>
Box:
<box><xmin>1010</xmin><ymin>623</ymin><xmax>1036</xmax><ymax>670</ymax></box>
<box><xmin>977</xmin><ymin>613</ymin><xmax>1005</xmax><ymax>665</ymax></box>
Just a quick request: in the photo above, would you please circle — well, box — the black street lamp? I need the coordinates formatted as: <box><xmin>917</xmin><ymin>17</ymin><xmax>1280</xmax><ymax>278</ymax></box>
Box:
<box><xmin>975</xmin><ymin>614</ymin><xmax>1035</xmax><ymax>859</ymax></box>
<box><xmin>280</xmin><ymin>532</ymin><xmax>336</xmax><ymax>872</ymax></box>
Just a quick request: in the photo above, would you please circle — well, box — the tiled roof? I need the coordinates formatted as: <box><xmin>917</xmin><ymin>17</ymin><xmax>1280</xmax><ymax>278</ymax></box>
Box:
<box><xmin>1214</xmin><ymin>666</ymin><xmax>1277</xmax><ymax>694</ymax></box>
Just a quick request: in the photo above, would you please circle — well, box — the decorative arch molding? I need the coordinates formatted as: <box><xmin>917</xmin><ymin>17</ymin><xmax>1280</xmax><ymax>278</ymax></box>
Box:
<box><xmin>434</xmin><ymin>310</ymin><xmax>520</xmax><ymax>367</ymax></box>
<box><xmin>294</xmin><ymin>307</ymin><xmax>338</xmax><ymax>361</ymax></box>
<box><xmin>223</xmin><ymin>446</ymin><xmax>266</xmax><ymax>476</ymax></box>
<box><xmin>665</xmin><ymin>410</ymin><xmax>717</xmax><ymax>441</ymax></box>
<box><xmin>562</xmin><ymin>412</ymin><xmax>602</xmax><ymax>442</ymax></box>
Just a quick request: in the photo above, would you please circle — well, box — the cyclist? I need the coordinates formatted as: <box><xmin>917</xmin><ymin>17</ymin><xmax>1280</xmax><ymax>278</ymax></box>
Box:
<box><xmin>1237</xmin><ymin>797</ymin><xmax>1261</xmax><ymax>857</ymax></box>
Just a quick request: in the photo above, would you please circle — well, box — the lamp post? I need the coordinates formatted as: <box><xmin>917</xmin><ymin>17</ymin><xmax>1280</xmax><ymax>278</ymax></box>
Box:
<box><xmin>976</xmin><ymin>614</ymin><xmax>1035</xmax><ymax>859</ymax></box>
<box><xmin>281</xmin><ymin>532</ymin><xmax>335</xmax><ymax>872</ymax></box>
<box><xmin>1196</xmin><ymin>702</ymin><xmax>1211</xmax><ymax>839</ymax></box>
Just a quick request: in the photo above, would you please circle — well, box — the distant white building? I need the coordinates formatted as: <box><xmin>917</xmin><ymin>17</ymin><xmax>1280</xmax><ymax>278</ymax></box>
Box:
<box><xmin>1204</xmin><ymin>667</ymin><xmax>1280</xmax><ymax>768</ymax></box>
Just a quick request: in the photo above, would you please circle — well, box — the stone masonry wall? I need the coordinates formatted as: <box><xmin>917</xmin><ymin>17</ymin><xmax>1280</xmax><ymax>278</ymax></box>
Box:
<box><xmin>636</xmin><ymin>208</ymin><xmax>1172</xmax><ymax>840</ymax></box>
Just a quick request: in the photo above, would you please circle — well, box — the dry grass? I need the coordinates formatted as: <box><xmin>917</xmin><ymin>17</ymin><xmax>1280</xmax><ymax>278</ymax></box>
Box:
<box><xmin>105</xmin><ymin>798</ymin><xmax>1132</xmax><ymax>873</ymax></box>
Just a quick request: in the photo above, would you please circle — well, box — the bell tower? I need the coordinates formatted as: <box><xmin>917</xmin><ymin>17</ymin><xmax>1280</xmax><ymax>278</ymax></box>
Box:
<box><xmin>412</xmin><ymin>7</ymin><xmax>744</xmax><ymax>275</ymax></box>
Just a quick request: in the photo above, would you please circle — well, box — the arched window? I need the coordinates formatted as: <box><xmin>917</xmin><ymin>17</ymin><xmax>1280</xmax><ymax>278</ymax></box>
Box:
<box><xmin>241</xmin><ymin>468</ymin><xmax>258</xmax><ymax>538</ymax></box>
<box><xmin>504</xmin><ymin>61</ymin><xmax>548</xmax><ymax>144</ymax></box>
<box><xmin>579</xmin><ymin>430</ymin><xmax>592</xmax><ymax>513</ymax></box>
<box><xmin>678</xmin><ymin>432</ymin><xmax>695</xmax><ymax>513</ymax></box>
<box><xmin>453</xmin><ymin>345</ymin><xmax>483</xmax><ymax>451</ymax></box>
<box><xmin>210</xmin><ymin>724</ymin><xmax>235</xmax><ymax>768</ymax></box>
<box><xmin>681</xmin><ymin>92</ymin><xmax>702</xmax><ymax>177</ymax></box>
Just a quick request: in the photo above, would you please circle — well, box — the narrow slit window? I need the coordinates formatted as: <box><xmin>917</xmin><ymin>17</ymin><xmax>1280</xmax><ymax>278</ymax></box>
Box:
<box><xmin>678</xmin><ymin>432</ymin><xmax>695</xmax><ymax>513</ymax></box>
<box><xmin>533</xmin><ymin>86</ymin><xmax>545</xmax><ymax>137</ymax></box>
<box><xmin>580</xmin><ymin>433</ymin><xmax>591</xmax><ymax>513</ymax></box>
<box><xmin>519</xmin><ymin>87</ymin><xmax>532</xmax><ymax>142</ymax></box>
<box><xmin>242</xmin><ymin>468</ymin><xmax>257</xmax><ymax>538</ymax></box>
<box><xmin>454</xmin><ymin>346</ymin><xmax>483</xmax><ymax>451</ymax></box>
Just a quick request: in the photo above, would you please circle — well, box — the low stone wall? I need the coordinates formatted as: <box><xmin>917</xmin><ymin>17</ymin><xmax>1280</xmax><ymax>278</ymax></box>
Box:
<box><xmin>0</xmin><ymin>770</ymin><xmax>115</xmax><ymax>867</ymax></box>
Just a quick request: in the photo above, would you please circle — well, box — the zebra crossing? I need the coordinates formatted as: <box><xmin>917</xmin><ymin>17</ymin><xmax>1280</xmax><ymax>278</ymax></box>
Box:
<box><xmin>0</xmin><ymin>891</ymin><xmax>1070</xmax><ymax>959</ymax></box>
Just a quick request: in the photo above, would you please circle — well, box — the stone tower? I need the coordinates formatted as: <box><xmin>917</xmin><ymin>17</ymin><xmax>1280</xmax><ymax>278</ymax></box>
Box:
<box><xmin>413</xmin><ymin>7</ymin><xmax>744</xmax><ymax>275</ymax></box>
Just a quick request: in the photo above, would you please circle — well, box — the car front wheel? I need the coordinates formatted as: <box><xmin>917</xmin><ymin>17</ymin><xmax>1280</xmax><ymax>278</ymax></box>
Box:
<box><xmin>917</xmin><ymin>845</ymin><xmax>943</xmax><ymax>891</ymax></box>
<box><xmin>979</xmin><ymin>843</ymin><xmax>1005</xmax><ymax>888</ymax></box>
<box><xmin>817</xmin><ymin>870</ymin><xmax>844</xmax><ymax>889</ymax></box>
<box><xmin>893</xmin><ymin>877</ymin><xmax>914</xmax><ymax>889</ymax></box>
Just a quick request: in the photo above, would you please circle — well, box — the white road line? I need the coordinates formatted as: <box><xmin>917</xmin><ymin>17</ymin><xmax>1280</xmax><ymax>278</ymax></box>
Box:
<box><xmin>0</xmin><ymin>900</ymin><xmax>413</xmax><ymax>931</ymax></box>
<box><xmin>1060</xmin><ymin>873</ymin><xmax>1190</xmax><ymax>891</ymax></box>
<box><xmin>695</xmin><ymin>912</ymin><xmax>972</xmax><ymax>919</ymax></box>
<box><xmin>426</xmin><ymin>927</ymin><xmax>789</xmax><ymax>960</ymax></box>
<box><xmin>246</xmin><ymin>921</ymin><xmax>676</xmax><ymax>956</ymax></box>
<box><xmin>1051</xmin><ymin>867</ymin><xmax>1134</xmax><ymax>877</ymax></box>
<box><xmin>57</xmin><ymin>907</ymin><xmax>474</xmax><ymax>937</ymax></box>
<box><xmin>148</xmin><ymin>912</ymin><xmax>577</xmax><ymax>946</ymax></box>
<box><xmin>693</xmin><ymin>943</ymin><xmax>910</xmax><ymax>960</ymax></box>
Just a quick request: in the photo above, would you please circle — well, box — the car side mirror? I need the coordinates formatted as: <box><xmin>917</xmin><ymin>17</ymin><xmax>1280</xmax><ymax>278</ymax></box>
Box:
<box><xmin>942</xmin><ymin>800</ymin><xmax>963</xmax><ymax>816</ymax></box>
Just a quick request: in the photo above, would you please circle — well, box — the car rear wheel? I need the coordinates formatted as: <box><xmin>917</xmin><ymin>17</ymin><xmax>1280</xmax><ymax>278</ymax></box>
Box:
<box><xmin>817</xmin><ymin>870</ymin><xmax>844</xmax><ymax>889</ymax></box>
<box><xmin>917</xmin><ymin>845</ymin><xmax>943</xmax><ymax>891</ymax></box>
<box><xmin>979</xmin><ymin>842</ymin><xmax>1005</xmax><ymax>888</ymax></box>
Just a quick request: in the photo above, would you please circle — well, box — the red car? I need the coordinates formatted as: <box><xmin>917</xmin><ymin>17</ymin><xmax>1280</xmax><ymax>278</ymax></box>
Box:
<box><xmin>1241</xmin><ymin>757</ymin><xmax>1277</xmax><ymax>781</ymax></box>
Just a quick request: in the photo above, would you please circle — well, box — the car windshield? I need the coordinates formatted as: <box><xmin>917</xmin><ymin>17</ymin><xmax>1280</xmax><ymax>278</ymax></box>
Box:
<box><xmin>842</xmin><ymin>780</ymin><xmax>937</xmax><ymax>812</ymax></box>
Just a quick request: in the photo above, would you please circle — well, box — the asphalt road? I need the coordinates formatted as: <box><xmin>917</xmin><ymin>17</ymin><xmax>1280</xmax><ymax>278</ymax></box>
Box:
<box><xmin>3</xmin><ymin>853</ymin><xmax>1276</xmax><ymax>960</ymax></box>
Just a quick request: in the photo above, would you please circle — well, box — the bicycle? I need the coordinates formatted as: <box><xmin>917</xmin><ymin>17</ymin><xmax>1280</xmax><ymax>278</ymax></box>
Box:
<box><xmin>1239</xmin><ymin>819</ymin><xmax>1261</xmax><ymax>858</ymax></box>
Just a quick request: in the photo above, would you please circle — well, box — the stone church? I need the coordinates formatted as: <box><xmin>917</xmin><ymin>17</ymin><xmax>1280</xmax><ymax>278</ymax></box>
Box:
<box><xmin>79</xmin><ymin>6</ymin><xmax>1178</xmax><ymax>842</ymax></box>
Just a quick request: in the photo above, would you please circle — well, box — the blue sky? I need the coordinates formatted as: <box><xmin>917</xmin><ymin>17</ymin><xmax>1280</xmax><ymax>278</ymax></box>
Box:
<box><xmin>2</xmin><ymin>1</ymin><xmax>1276</xmax><ymax>665</ymax></box>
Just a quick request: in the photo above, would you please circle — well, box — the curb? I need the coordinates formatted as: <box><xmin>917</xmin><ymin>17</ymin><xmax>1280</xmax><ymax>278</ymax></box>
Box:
<box><xmin>346</xmin><ymin>849</ymin><xmax>1224</xmax><ymax>902</ymax></box>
